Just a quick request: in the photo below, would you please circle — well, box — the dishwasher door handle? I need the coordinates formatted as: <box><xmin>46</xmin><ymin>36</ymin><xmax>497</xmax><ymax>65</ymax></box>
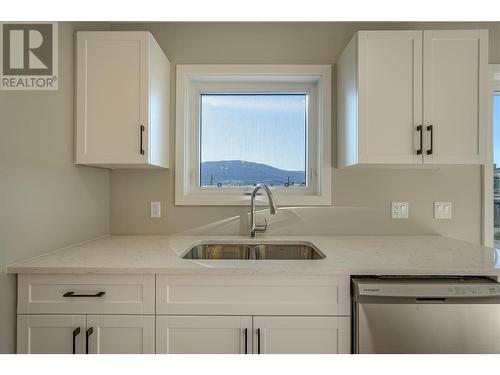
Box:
<box><xmin>416</xmin><ymin>297</ymin><xmax>447</xmax><ymax>303</ymax></box>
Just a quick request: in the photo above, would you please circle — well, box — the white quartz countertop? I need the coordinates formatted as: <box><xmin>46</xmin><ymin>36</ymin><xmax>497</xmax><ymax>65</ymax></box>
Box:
<box><xmin>6</xmin><ymin>235</ymin><xmax>500</xmax><ymax>276</ymax></box>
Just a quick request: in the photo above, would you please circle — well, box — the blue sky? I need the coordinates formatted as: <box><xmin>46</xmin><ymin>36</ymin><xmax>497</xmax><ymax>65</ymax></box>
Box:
<box><xmin>495</xmin><ymin>96</ymin><xmax>500</xmax><ymax>166</ymax></box>
<box><xmin>200</xmin><ymin>94</ymin><xmax>306</xmax><ymax>171</ymax></box>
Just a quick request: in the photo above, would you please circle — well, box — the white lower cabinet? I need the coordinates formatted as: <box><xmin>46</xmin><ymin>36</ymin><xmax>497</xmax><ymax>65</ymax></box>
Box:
<box><xmin>156</xmin><ymin>316</ymin><xmax>252</xmax><ymax>354</ymax></box>
<box><xmin>156</xmin><ymin>315</ymin><xmax>350</xmax><ymax>354</ymax></box>
<box><xmin>17</xmin><ymin>314</ymin><xmax>154</xmax><ymax>354</ymax></box>
<box><xmin>17</xmin><ymin>315</ymin><xmax>86</xmax><ymax>354</ymax></box>
<box><xmin>87</xmin><ymin>315</ymin><xmax>155</xmax><ymax>354</ymax></box>
<box><xmin>253</xmin><ymin>316</ymin><xmax>351</xmax><ymax>354</ymax></box>
<box><xmin>153</xmin><ymin>275</ymin><xmax>351</xmax><ymax>354</ymax></box>
<box><xmin>17</xmin><ymin>274</ymin><xmax>351</xmax><ymax>354</ymax></box>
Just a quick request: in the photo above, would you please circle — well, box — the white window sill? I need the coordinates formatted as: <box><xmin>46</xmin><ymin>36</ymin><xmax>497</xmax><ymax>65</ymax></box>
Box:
<box><xmin>174</xmin><ymin>190</ymin><xmax>332</xmax><ymax>206</ymax></box>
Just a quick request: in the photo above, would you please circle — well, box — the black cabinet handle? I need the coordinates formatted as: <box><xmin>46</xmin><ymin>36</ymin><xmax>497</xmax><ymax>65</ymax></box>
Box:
<box><xmin>140</xmin><ymin>125</ymin><xmax>145</xmax><ymax>155</ymax></box>
<box><xmin>243</xmin><ymin>328</ymin><xmax>248</xmax><ymax>354</ymax></box>
<box><xmin>86</xmin><ymin>327</ymin><xmax>94</xmax><ymax>354</ymax></box>
<box><xmin>72</xmin><ymin>327</ymin><xmax>80</xmax><ymax>354</ymax></box>
<box><xmin>63</xmin><ymin>291</ymin><xmax>105</xmax><ymax>298</ymax></box>
<box><xmin>257</xmin><ymin>328</ymin><xmax>261</xmax><ymax>354</ymax></box>
<box><xmin>426</xmin><ymin>125</ymin><xmax>433</xmax><ymax>155</ymax></box>
<box><xmin>416</xmin><ymin>125</ymin><xmax>423</xmax><ymax>155</ymax></box>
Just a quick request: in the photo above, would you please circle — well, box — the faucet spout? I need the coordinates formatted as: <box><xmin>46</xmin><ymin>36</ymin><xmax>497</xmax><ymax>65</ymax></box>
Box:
<box><xmin>249</xmin><ymin>184</ymin><xmax>278</xmax><ymax>238</ymax></box>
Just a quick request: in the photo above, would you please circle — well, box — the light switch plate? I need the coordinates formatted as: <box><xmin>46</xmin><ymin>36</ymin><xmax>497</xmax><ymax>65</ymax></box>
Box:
<box><xmin>434</xmin><ymin>201</ymin><xmax>452</xmax><ymax>219</ymax></box>
<box><xmin>150</xmin><ymin>201</ymin><xmax>161</xmax><ymax>218</ymax></box>
<box><xmin>391</xmin><ymin>201</ymin><xmax>409</xmax><ymax>219</ymax></box>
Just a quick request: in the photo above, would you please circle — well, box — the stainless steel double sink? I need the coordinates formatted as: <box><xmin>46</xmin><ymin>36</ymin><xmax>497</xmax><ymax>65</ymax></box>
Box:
<box><xmin>182</xmin><ymin>242</ymin><xmax>326</xmax><ymax>260</ymax></box>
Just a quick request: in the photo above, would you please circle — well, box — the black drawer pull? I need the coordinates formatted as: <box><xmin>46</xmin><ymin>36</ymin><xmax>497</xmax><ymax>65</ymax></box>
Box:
<box><xmin>86</xmin><ymin>327</ymin><xmax>93</xmax><ymax>354</ymax></box>
<box><xmin>63</xmin><ymin>291</ymin><xmax>105</xmax><ymax>298</ymax></box>
<box><xmin>72</xmin><ymin>327</ymin><xmax>80</xmax><ymax>354</ymax></box>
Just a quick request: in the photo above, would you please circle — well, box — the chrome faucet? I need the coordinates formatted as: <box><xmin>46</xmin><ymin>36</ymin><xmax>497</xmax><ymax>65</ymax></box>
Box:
<box><xmin>249</xmin><ymin>184</ymin><xmax>278</xmax><ymax>238</ymax></box>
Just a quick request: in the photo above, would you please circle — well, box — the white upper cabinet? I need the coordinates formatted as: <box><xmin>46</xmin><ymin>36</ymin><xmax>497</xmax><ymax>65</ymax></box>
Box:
<box><xmin>337</xmin><ymin>30</ymin><xmax>488</xmax><ymax>168</ymax></box>
<box><xmin>422</xmin><ymin>30</ymin><xmax>488</xmax><ymax>164</ymax></box>
<box><xmin>75</xmin><ymin>31</ymin><xmax>170</xmax><ymax>169</ymax></box>
<box><xmin>357</xmin><ymin>30</ymin><xmax>423</xmax><ymax>165</ymax></box>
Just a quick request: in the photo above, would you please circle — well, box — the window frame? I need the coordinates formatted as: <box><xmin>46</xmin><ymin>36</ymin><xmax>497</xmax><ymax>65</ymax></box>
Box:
<box><xmin>175</xmin><ymin>65</ymin><xmax>332</xmax><ymax>206</ymax></box>
<box><xmin>485</xmin><ymin>64</ymin><xmax>500</xmax><ymax>247</ymax></box>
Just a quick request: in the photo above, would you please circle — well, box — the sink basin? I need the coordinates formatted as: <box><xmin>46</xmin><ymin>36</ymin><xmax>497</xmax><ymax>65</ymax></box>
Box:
<box><xmin>182</xmin><ymin>242</ymin><xmax>326</xmax><ymax>260</ymax></box>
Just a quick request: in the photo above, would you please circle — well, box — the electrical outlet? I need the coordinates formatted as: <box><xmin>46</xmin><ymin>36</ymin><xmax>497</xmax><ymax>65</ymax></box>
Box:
<box><xmin>150</xmin><ymin>201</ymin><xmax>161</xmax><ymax>218</ymax></box>
<box><xmin>391</xmin><ymin>201</ymin><xmax>409</xmax><ymax>219</ymax></box>
<box><xmin>434</xmin><ymin>201</ymin><xmax>452</xmax><ymax>219</ymax></box>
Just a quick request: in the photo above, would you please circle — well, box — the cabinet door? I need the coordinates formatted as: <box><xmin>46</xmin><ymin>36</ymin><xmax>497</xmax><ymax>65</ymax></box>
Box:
<box><xmin>86</xmin><ymin>315</ymin><xmax>154</xmax><ymax>354</ymax></box>
<box><xmin>423</xmin><ymin>30</ymin><xmax>487</xmax><ymax>164</ymax></box>
<box><xmin>253</xmin><ymin>316</ymin><xmax>350</xmax><ymax>354</ymax></box>
<box><xmin>358</xmin><ymin>31</ymin><xmax>423</xmax><ymax>164</ymax></box>
<box><xmin>17</xmin><ymin>315</ymin><xmax>85</xmax><ymax>354</ymax></box>
<box><xmin>156</xmin><ymin>316</ymin><xmax>252</xmax><ymax>354</ymax></box>
<box><xmin>76</xmin><ymin>32</ymin><xmax>149</xmax><ymax>165</ymax></box>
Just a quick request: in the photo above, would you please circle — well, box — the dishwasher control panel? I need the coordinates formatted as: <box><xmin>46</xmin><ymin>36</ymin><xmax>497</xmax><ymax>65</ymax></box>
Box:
<box><xmin>353</xmin><ymin>277</ymin><xmax>500</xmax><ymax>298</ymax></box>
<box><xmin>447</xmin><ymin>285</ymin><xmax>500</xmax><ymax>296</ymax></box>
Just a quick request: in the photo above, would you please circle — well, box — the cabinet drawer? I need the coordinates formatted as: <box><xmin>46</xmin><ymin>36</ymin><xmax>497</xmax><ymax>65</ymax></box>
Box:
<box><xmin>18</xmin><ymin>274</ymin><xmax>155</xmax><ymax>314</ymax></box>
<box><xmin>156</xmin><ymin>275</ymin><xmax>350</xmax><ymax>315</ymax></box>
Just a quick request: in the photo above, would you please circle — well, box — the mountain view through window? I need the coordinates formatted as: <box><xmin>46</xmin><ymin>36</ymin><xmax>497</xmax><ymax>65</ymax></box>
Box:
<box><xmin>200</xmin><ymin>94</ymin><xmax>307</xmax><ymax>187</ymax></box>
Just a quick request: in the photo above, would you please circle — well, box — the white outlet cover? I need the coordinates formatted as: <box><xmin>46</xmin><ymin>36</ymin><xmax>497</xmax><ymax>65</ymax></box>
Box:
<box><xmin>150</xmin><ymin>201</ymin><xmax>161</xmax><ymax>218</ymax></box>
<box><xmin>391</xmin><ymin>201</ymin><xmax>409</xmax><ymax>219</ymax></box>
<box><xmin>434</xmin><ymin>201</ymin><xmax>452</xmax><ymax>219</ymax></box>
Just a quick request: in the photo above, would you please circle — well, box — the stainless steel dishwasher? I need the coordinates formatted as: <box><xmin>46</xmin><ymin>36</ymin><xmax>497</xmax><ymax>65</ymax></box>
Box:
<box><xmin>352</xmin><ymin>276</ymin><xmax>500</xmax><ymax>354</ymax></box>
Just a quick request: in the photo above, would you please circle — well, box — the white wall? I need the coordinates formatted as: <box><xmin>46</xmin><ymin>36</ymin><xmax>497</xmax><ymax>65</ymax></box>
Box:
<box><xmin>0</xmin><ymin>22</ymin><xmax>111</xmax><ymax>353</ymax></box>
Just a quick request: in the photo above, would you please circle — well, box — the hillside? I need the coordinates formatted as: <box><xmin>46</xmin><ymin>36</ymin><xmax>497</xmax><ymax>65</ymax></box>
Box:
<box><xmin>200</xmin><ymin>160</ymin><xmax>305</xmax><ymax>187</ymax></box>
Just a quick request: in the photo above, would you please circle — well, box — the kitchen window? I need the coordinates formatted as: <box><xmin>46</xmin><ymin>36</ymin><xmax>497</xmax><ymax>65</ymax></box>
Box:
<box><xmin>175</xmin><ymin>65</ymin><xmax>332</xmax><ymax>206</ymax></box>
<box><xmin>486</xmin><ymin>64</ymin><xmax>500</xmax><ymax>248</ymax></box>
<box><xmin>200</xmin><ymin>93</ymin><xmax>307</xmax><ymax>188</ymax></box>
<box><xmin>494</xmin><ymin>92</ymin><xmax>500</xmax><ymax>247</ymax></box>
